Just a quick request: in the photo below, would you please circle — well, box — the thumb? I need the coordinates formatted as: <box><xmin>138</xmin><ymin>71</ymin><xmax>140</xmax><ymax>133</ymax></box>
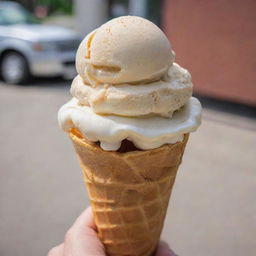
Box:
<box><xmin>155</xmin><ymin>241</ymin><xmax>178</xmax><ymax>256</ymax></box>
<box><xmin>64</xmin><ymin>207</ymin><xmax>106</xmax><ymax>256</ymax></box>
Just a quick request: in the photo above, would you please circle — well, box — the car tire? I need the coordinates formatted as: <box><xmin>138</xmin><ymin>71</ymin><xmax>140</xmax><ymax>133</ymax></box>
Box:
<box><xmin>0</xmin><ymin>51</ymin><xmax>30</xmax><ymax>84</ymax></box>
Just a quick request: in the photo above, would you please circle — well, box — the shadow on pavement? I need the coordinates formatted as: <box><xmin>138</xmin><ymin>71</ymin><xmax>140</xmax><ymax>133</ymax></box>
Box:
<box><xmin>30</xmin><ymin>76</ymin><xmax>71</xmax><ymax>88</ymax></box>
<box><xmin>195</xmin><ymin>94</ymin><xmax>256</xmax><ymax>119</ymax></box>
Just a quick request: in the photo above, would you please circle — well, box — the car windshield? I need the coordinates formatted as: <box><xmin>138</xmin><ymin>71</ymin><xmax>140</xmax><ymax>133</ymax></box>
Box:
<box><xmin>0</xmin><ymin>5</ymin><xmax>39</xmax><ymax>25</ymax></box>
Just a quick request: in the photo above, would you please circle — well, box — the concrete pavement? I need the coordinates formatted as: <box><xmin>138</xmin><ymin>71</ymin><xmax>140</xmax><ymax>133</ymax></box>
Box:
<box><xmin>0</xmin><ymin>79</ymin><xmax>255</xmax><ymax>256</ymax></box>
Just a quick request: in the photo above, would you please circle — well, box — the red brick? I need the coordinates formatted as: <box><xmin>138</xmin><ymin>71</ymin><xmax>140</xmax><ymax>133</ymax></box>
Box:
<box><xmin>162</xmin><ymin>0</ymin><xmax>256</xmax><ymax>105</ymax></box>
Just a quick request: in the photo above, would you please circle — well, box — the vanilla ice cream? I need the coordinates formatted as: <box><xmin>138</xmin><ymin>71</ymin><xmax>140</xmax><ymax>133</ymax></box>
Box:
<box><xmin>71</xmin><ymin>63</ymin><xmax>192</xmax><ymax>117</ymax></box>
<box><xmin>76</xmin><ymin>16</ymin><xmax>175</xmax><ymax>86</ymax></box>
<box><xmin>58</xmin><ymin>16</ymin><xmax>202</xmax><ymax>151</ymax></box>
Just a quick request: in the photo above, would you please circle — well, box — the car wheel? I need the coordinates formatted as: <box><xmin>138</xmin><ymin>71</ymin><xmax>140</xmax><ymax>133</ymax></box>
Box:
<box><xmin>1</xmin><ymin>52</ymin><xmax>30</xmax><ymax>84</ymax></box>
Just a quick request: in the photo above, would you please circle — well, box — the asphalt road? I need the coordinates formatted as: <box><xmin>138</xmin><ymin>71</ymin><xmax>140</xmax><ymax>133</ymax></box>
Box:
<box><xmin>0</xmin><ymin>78</ymin><xmax>256</xmax><ymax>256</ymax></box>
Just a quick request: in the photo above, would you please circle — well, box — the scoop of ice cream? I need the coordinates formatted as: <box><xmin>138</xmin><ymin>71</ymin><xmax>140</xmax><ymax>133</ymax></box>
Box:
<box><xmin>71</xmin><ymin>63</ymin><xmax>192</xmax><ymax>117</ymax></box>
<box><xmin>58</xmin><ymin>97</ymin><xmax>201</xmax><ymax>151</ymax></box>
<box><xmin>76</xmin><ymin>16</ymin><xmax>175</xmax><ymax>86</ymax></box>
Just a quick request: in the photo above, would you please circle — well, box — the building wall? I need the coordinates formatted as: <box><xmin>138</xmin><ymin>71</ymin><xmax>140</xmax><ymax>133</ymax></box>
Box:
<box><xmin>163</xmin><ymin>0</ymin><xmax>256</xmax><ymax>105</ymax></box>
<box><xmin>74</xmin><ymin>0</ymin><xmax>108</xmax><ymax>35</ymax></box>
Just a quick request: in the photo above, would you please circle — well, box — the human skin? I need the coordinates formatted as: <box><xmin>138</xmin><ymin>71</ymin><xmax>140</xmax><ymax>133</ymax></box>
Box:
<box><xmin>48</xmin><ymin>207</ymin><xmax>177</xmax><ymax>256</ymax></box>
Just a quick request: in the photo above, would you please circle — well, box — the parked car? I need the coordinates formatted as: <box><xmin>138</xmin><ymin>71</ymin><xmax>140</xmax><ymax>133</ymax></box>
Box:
<box><xmin>0</xmin><ymin>1</ymin><xmax>81</xmax><ymax>84</ymax></box>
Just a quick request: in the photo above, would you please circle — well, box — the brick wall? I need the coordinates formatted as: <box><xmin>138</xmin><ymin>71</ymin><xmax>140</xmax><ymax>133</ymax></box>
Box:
<box><xmin>163</xmin><ymin>0</ymin><xmax>256</xmax><ymax>105</ymax></box>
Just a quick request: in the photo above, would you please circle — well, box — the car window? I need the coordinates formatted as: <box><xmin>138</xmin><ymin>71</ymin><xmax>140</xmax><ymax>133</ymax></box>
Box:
<box><xmin>0</xmin><ymin>6</ymin><xmax>39</xmax><ymax>25</ymax></box>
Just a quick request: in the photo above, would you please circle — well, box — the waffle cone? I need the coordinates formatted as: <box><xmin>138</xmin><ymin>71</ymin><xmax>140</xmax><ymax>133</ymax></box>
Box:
<box><xmin>69</xmin><ymin>129</ymin><xmax>189</xmax><ymax>256</ymax></box>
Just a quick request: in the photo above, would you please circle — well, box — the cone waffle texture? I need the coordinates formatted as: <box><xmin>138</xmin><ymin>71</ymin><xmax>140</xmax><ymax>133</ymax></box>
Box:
<box><xmin>69</xmin><ymin>130</ymin><xmax>189</xmax><ymax>256</ymax></box>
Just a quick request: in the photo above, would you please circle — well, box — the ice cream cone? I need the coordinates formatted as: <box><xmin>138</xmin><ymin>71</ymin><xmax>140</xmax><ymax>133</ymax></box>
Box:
<box><xmin>69</xmin><ymin>128</ymin><xmax>189</xmax><ymax>256</ymax></box>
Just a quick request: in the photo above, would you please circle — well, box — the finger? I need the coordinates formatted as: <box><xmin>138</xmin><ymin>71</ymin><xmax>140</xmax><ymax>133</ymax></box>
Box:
<box><xmin>155</xmin><ymin>241</ymin><xmax>177</xmax><ymax>256</ymax></box>
<box><xmin>72</xmin><ymin>206</ymin><xmax>96</xmax><ymax>230</ymax></box>
<box><xmin>48</xmin><ymin>244</ymin><xmax>64</xmax><ymax>256</ymax></box>
<box><xmin>64</xmin><ymin>207</ymin><xmax>105</xmax><ymax>256</ymax></box>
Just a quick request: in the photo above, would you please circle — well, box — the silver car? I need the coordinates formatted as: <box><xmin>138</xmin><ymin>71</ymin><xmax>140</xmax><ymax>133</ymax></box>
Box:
<box><xmin>0</xmin><ymin>1</ymin><xmax>81</xmax><ymax>84</ymax></box>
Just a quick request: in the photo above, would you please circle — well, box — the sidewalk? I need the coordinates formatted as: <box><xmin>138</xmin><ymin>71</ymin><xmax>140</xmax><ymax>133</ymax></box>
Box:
<box><xmin>0</xmin><ymin>82</ymin><xmax>255</xmax><ymax>256</ymax></box>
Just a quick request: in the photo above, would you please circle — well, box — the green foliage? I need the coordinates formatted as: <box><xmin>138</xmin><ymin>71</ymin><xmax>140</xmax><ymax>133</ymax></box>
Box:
<box><xmin>36</xmin><ymin>0</ymin><xmax>73</xmax><ymax>14</ymax></box>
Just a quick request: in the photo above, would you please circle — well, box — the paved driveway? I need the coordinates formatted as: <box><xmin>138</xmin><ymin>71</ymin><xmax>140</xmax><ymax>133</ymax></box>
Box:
<box><xmin>0</xmin><ymin>79</ymin><xmax>255</xmax><ymax>256</ymax></box>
